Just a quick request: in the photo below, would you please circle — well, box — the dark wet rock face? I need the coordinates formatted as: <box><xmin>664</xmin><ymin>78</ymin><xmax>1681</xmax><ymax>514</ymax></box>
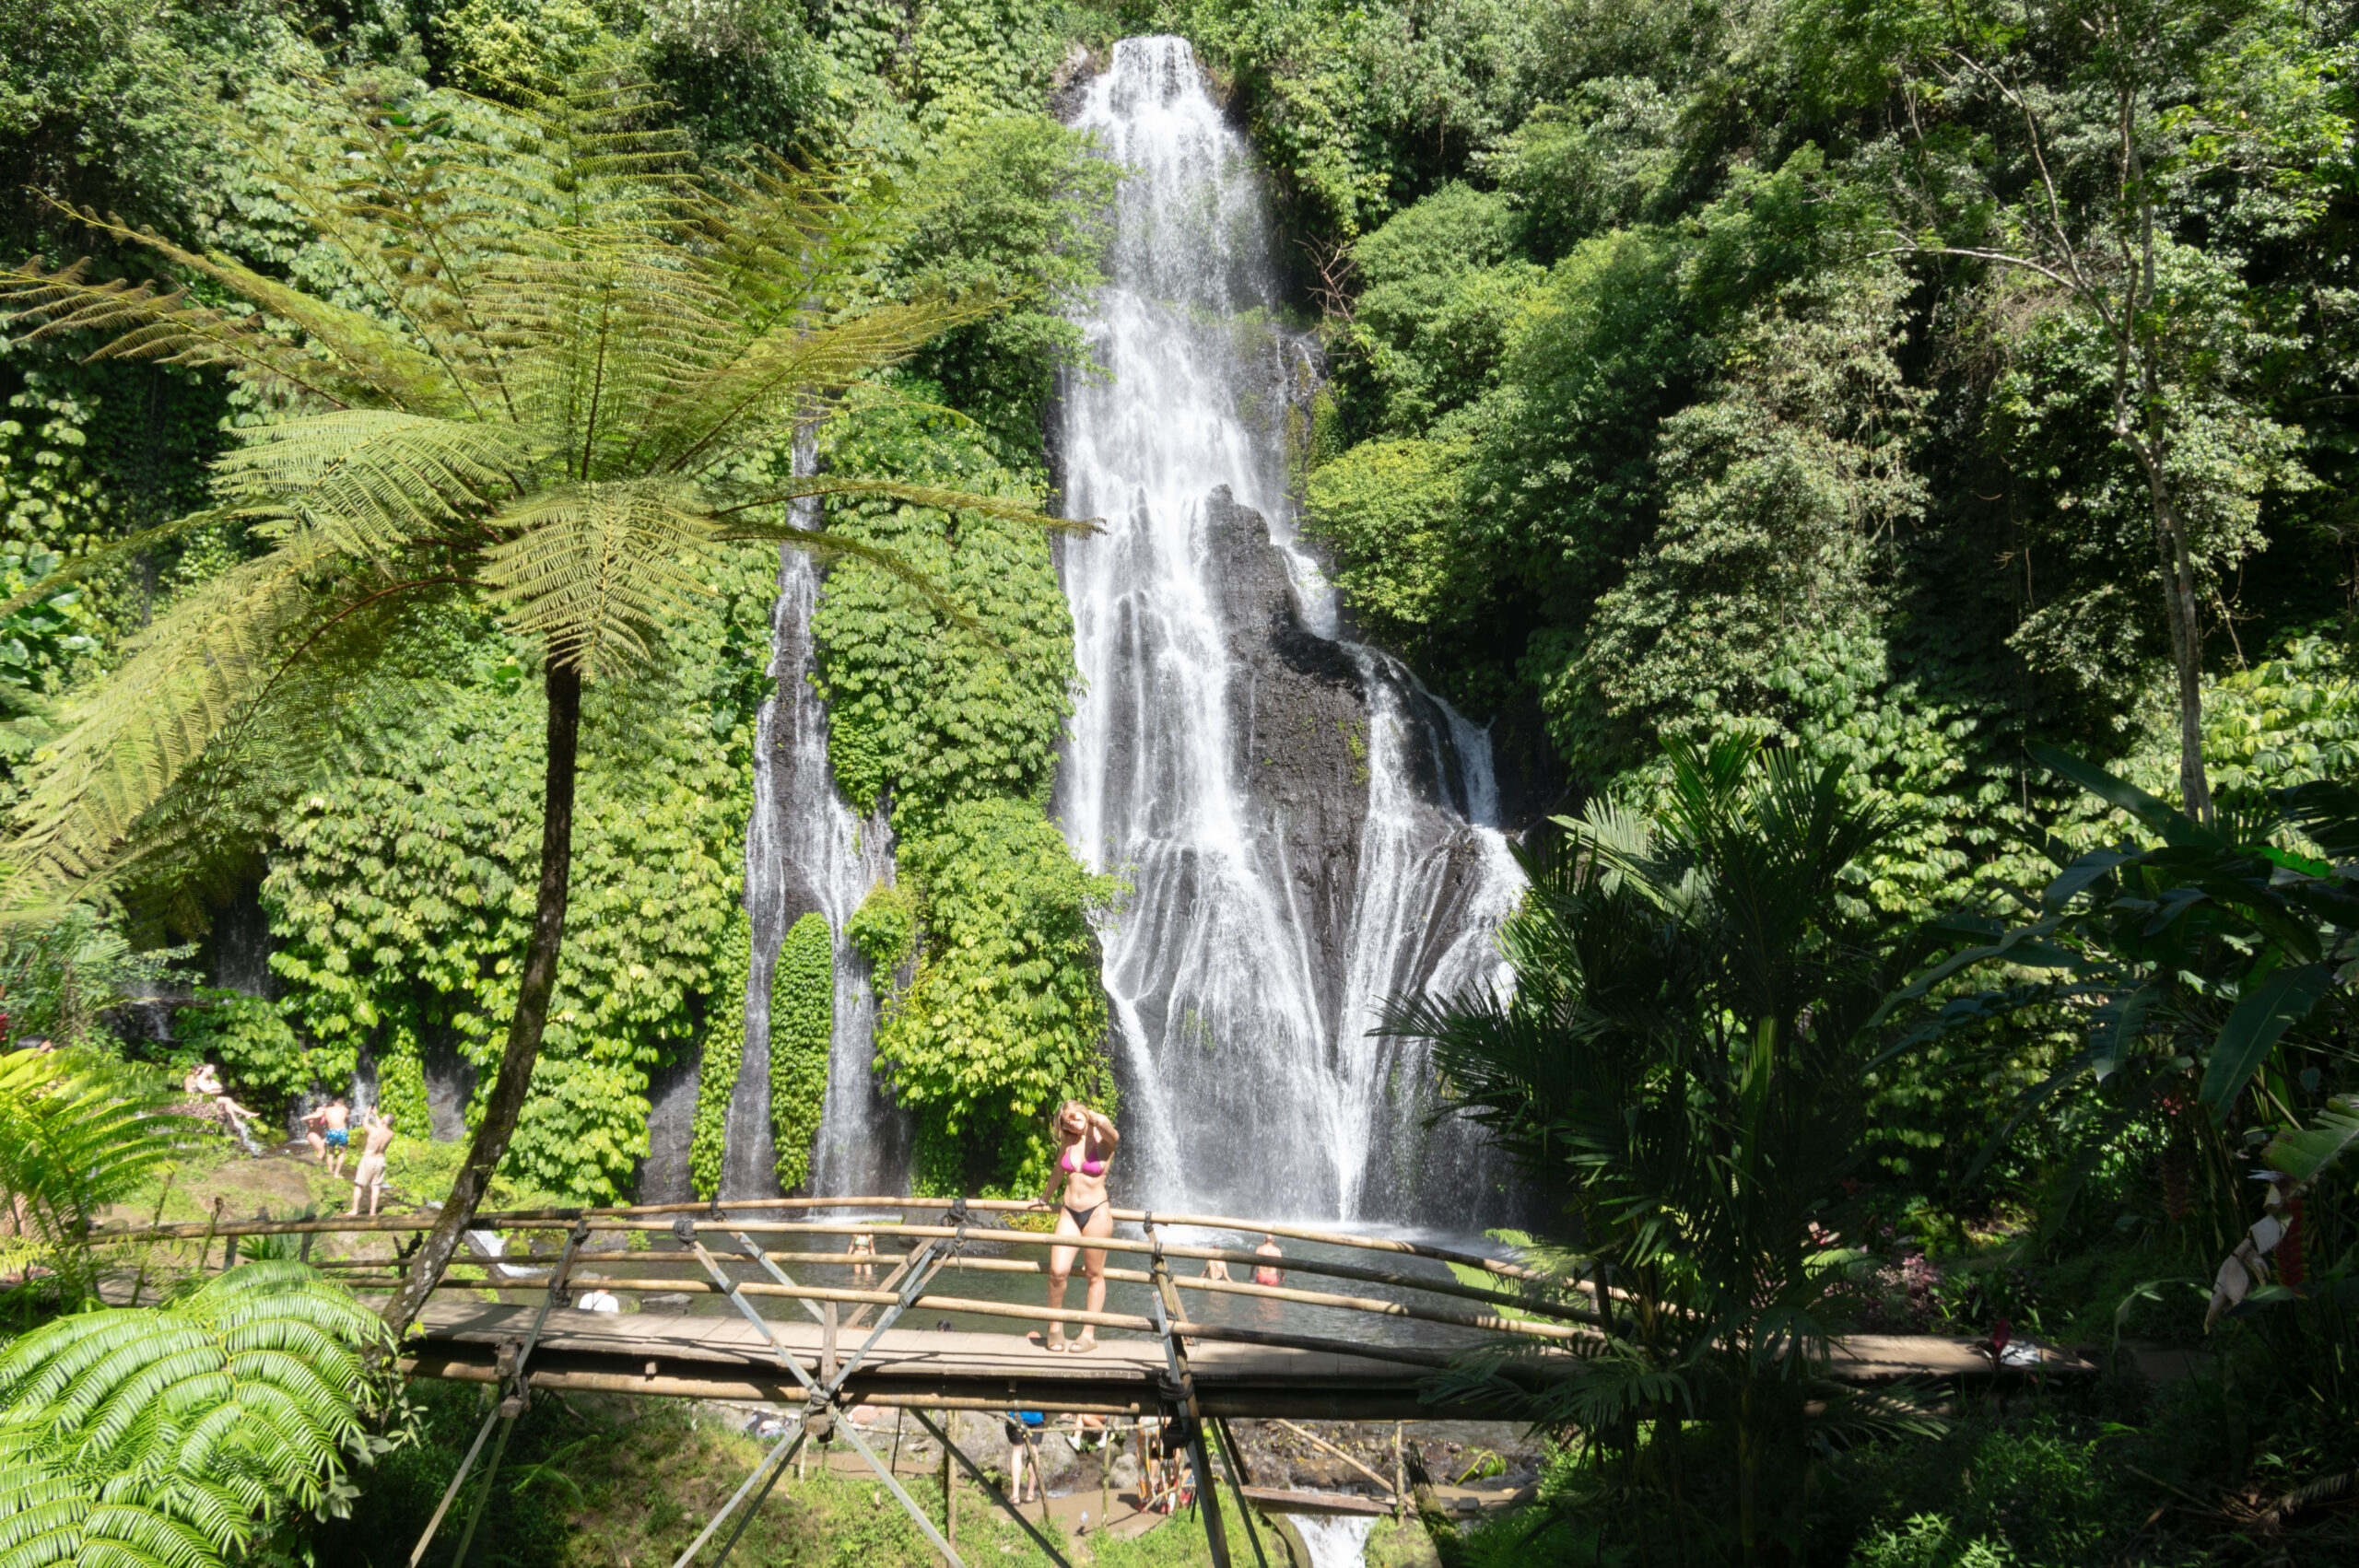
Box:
<box><xmin>1207</xmin><ymin>488</ymin><xmax>1369</xmax><ymax>1027</ymax></box>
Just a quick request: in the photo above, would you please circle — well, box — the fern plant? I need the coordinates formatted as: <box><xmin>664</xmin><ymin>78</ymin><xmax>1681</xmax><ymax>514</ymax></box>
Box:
<box><xmin>0</xmin><ymin>53</ymin><xmax>1086</xmax><ymax>1333</ymax></box>
<box><xmin>0</xmin><ymin>1260</ymin><xmax>387</xmax><ymax>1568</ymax></box>
<box><xmin>0</xmin><ymin>1045</ymin><xmax>183</xmax><ymax>1297</ymax></box>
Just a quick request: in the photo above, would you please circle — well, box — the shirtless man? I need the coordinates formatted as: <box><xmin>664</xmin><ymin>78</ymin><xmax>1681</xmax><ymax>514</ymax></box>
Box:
<box><xmin>1253</xmin><ymin>1233</ymin><xmax>1285</xmax><ymax>1286</ymax></box>
<box><xmin>302</xmin><ymin>1098</ymin><xmax>353</xmax><ymax>1176</ymax></box>
<box><xmin>1201</xmin><ymin>1254</ymin><xmax>1233</xmax><ymax>1282</ymax></box>
<box><xmin>349</xmin><ymin>1111</ymin><xmax>395</xmax><ymax>1216</ymax></box>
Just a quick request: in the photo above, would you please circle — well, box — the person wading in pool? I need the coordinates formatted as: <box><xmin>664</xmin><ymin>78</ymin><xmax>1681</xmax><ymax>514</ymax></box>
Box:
<box><xmin>1030</xmin><ymin>1099</ymin><xmax>1118</xmax><ymax>1354</ymax></box>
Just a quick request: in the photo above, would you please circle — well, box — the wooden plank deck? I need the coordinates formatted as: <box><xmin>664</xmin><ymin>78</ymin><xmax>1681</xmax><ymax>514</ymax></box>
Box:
<box><xmin>399</xmin><ymin>1299</ymin><xmax>2096</xmax><ymax>1422</ymax></box>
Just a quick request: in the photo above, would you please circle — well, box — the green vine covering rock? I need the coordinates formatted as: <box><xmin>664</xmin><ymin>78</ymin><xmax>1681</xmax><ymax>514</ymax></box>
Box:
<box><xmin>846</xmin><ymin>883</ymin><xmax>917</xmax><ymax>976</ymax></box>
<box><xmin>769</xmin><ymin>913</ymin><xmax>833</xmax><ymax>1193</ymax></box>
<box><xmin>690</xmin><ymin>908</ymin><xmax>754</xmax><ymax>1203</ymax></box>
<box><xmin>374</xmin><ymin>1047</ymin><xmax>432</xmax><ymax>1142</ymax></box>
<box><xmin>170</xmin><ymin>988</ymin><xmax>331</xmax><ymax>1123</ymax></box>
<box><xmin>876</xmin><ymin>798</ymin><xmax>1121</xmax><ymax>1195</ymax></box>
<box><xmin>264</xmin><ymin>551</ymin><xmax>779</xmax><ymax>1205</ymax></box>
<box><xmin>812</xmin><ymin>388</ymin><xmax>1077</xmax><ymax>841</ymax></box>
<box><xmin>813</xmin><ymin>388</ymin><xmax>1119</xmax><ymax>1197</ymax></box>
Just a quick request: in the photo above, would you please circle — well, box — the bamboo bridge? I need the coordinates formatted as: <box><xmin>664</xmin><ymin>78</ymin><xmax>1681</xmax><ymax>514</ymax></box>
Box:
<box><xmin>97</xmin><ymin>1196</ymin><xmax>2093</xmax><ymax>1568</ymax></box>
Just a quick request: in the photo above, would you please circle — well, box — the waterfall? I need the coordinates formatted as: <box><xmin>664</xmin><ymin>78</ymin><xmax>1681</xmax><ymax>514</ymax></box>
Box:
<box><xmin>731</xmin><ymin>437</ymin><xmax>909</xmax><ymax>1202</ymax></box>
<box><xmin>1054</xmin><ymin>37</ymin><xmax>1526</xmax><ymax>1226</ymax></box>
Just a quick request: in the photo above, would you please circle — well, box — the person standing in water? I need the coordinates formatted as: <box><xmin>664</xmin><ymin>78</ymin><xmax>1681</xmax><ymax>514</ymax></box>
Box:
<box><xmin>303</xmin><ymin>1097</ymin><xmax>352</xmax><ymax>1176</ymax></box>
<box><xmin>1031</xmin><ymin>1098</ymin><xmax>1118</xmax><ymax>1354</ymax></box>
<box><xmin>1253</xmin><ymin>1233</ymin><xmax>1285</xmax><ymax>1286</ymax></box>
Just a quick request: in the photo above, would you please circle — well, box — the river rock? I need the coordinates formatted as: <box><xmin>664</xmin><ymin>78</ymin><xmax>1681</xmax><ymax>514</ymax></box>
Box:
<box><xmin>1029</xmin><ymin>1429</ymin><xmax>1084</xmax><ymax>1495</ymax></box>
<box><xmin>1109</xmin><ymin>1452</ymin><xmax>1140</xmax><ymax>1491</ymax></box>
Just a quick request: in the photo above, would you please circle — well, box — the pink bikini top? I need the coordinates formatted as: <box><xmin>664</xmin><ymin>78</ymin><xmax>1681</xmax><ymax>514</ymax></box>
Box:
<box><xmin>1061</xmin><ymin>1146</ymin><xmax>1107</xmax><ymax>1176</ymax></box>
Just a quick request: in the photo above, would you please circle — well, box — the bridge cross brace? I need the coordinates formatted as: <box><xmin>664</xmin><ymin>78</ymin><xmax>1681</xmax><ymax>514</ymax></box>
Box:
<box><xmin>670</xmin><ymin>1201</ymin><xmax>977</xmax><ymax>1568</ymax></box>
<box><xmin>1145</xmin><ymin>1219</ymin><xmax>1242</xmax><ymax>1568</ymax></box>
<box><xmin>408</xmin><ymin>1216</ymin><xmax>591</xmax><ymax>1568</ymax></box>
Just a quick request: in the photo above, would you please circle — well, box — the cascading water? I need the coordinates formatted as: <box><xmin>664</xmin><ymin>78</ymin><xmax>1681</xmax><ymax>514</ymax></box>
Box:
<box><xmin>726</xmin><ymin>439</ymin><xmax>908</xmax><ymax>1201</ymax></box>
<box><xmin>1054</xmin><ymin>37</ymin><xmax>1526</xmax><ymax>1226</ymax></box>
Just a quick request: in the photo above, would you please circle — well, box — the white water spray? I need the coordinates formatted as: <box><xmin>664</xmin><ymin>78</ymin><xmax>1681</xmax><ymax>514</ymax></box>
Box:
<box><xmin>1054</xmin><ymin>38</ymin><xmax>1524</xmax><ymax>1225</ymax></box>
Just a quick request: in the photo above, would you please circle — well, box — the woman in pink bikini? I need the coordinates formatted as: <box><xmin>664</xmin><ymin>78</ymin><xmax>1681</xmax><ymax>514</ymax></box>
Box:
<box><xmin>1032</xmin><ymin>1098</ymin><xmax>1119</xmax><ymax>1354</ymax></box>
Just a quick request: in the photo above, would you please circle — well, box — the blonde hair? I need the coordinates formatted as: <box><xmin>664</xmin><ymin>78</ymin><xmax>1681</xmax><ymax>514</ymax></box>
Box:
<box><xmin>1056</xmin><ymin>1100</ymin><xmax>1097</xmax><ymax>1134</ymax></box>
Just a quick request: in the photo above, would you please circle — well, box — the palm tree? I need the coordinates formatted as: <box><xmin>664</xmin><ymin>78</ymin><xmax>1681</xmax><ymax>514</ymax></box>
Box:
<box><xmin>0</xmin><ymin>55</ymin><xmax>1085</xmax><ymax>1333</ymax></box>
<box><xmin>1387</xmin><ymin>740</ymin><xmax>1937</xmax><ymax>1561</ymax></box>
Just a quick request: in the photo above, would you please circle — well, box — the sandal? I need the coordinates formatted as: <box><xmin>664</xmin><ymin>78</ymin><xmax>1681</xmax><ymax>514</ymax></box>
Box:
<box><xmin>1037</xmin><ymin>1328</ymin><xmax>1068</xmax><ymax>1353</ymax></box>
<box><xmin>1067</xmin><ymin>1329</ymin><xmax>1097</xmax><ymax>1354</ymax></box>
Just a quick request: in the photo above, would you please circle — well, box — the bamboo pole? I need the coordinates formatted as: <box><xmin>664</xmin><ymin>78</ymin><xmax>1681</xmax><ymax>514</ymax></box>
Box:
<box><xmin>1271</xmin><ymin>1420</ymin><xmax>1397</xmax><ymax>1500</ymax></box>
<box><xmin>537</xmin><ymin>1270</ymin><xmax>1593</xmax><ymax>1344</ymax></box>
<box><xmin>309</xmin><ymin>1242</ymin><xmax>1586</xmax><ymax>1326</ymax></box>
<box><xmin>94</xmin><ymin>1198</ymin><xmax>1551</xmax><ymax>1283</ymax></box>
<box><xmin>397</xmin><ymin>1356</ymin><xmax>1148</xmax><ymax>1411</ymax></box>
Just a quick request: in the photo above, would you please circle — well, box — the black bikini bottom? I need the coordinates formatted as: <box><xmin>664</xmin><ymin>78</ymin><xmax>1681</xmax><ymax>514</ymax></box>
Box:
<box><xmin>1062</xmin><ymin>1200</ymin><xmax>1107</xmax><ymax>1229</ymax></box>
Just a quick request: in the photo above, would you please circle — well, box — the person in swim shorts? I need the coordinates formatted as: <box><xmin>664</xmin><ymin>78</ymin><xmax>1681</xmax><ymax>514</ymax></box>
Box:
<box><xmin>349</xmin><ymin>1110</ymin><xmax>395</xmax><ymax>1216</ymax></box>
<box><xmin>1253</xmin><ymin>1233</ymin><xmax>1285</xmax><ymax>1286</ymax></box>
<box><xmin>1030</xmin><ymin>1098</ymin><xmax>1118</xmax><ymax>1354</ymax></box>
<box><xmin>304</xmin><ymin>1098</ymin><xmax>353</xmax><ymax>1175</ymax></box>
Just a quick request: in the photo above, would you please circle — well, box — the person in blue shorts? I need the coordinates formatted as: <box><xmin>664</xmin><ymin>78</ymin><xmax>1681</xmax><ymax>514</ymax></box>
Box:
<box><xmin>1003</xmin><ymin>1410</ymin><xmax>1046</xmax><ymax>1504</ymax></box>
<box><xmin>304</xmin><ymin>1097</ymin><xmax>353</xmax><ymax>1176</ymax></box>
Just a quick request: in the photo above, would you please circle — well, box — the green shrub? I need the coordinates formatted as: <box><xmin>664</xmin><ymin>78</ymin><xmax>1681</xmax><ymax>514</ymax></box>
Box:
<box><xmin>171</xmin><ymin>988</ymin><xmax>329</xmax><ymax>1120</ymax></box>
<box><xmin>846</xmin><ymin>882</ymin><xmax>917</xmax><ymax>977</ymax></box>
<box><xmin>769</xmin><ymin>911</ymin><xmax>832</xmax><ymax>1192</ymax></box>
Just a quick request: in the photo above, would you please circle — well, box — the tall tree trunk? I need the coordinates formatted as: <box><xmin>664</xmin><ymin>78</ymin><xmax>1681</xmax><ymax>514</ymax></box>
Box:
<box><xmin>2151</xmin><ymin>485</ymin><xmax>2215</xmax><ymax>823</ymax></box>
<box><xmin>381</xmin><ymin>661</ymin><xmax>582</xmax><ymax>1337</ymax></box>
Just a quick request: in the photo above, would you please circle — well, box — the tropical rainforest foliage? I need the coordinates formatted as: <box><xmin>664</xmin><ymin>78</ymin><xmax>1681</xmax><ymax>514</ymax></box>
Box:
<box><xmin>2</xmin><ymin>0</ymin><xmax>2357</xmax><ymax>1560</ymax></box>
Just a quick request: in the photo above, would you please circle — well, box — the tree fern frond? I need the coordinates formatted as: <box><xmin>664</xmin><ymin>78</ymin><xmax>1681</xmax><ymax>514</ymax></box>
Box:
<box><xmin>0</xmin><ymin>1264</ymin><xmax>383</xmax><ymax>1568</ymax></box>
<box><xmin>0</xmin><ymin>1050</ymin><xmax>182</xmax><ymax>1278</ymax></box>
<box><xmin>730</xmin><ymin>521</ymin><xmax>994</xmax><ymax>640</ymax></box>
<box><xmin>5</xmin><ymin>219</ymin><xmax>459</xmax><ymax>414</ymax></box>
<box><xmin>479</xmin><ymin>481</ymin><xmax>715</xmax><ymax>676</ymax></box>
<box><xmin>687</xmin><ymin>154</ymin><xmax>890</xmax><ymax>330</ymax></box>
<box><xmin>0</xmin><ymin>509</ymin><xmax>241</xmax><ymax>620</ymax></box>
<box><xmin>213</xmin><ymin>412</ymin><xmax>527</xmax><ymax>557</ymax></box>
<box><xmin>1</xmin><ymin>257</ymin><xmax>351</xmax><ymax>411</ymax></box>
<box><xmin>712</xmin><ymin>477</ymin><xmax>1101</xmax><ymax>535</ymax></box>
<box><xmin>653</xmin><ymin>298</ymin><xmax>994</xmax><ymax>477</ymax></box>
<box><xmin>4</xmin><ymin>541</ymin><xmax>342</xmax><ymax>897</ymax></box>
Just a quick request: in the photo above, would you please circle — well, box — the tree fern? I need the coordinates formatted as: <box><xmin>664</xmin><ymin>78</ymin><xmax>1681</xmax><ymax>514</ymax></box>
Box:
<box><xmin>0</xmin><ymin>57</ymin><xmax>1084</xmax><ymax>899</ymax></box>
<box><xmin>0</xmin><ymin>1262</ymin><xmax>386</xmax><ymax>1568</ymax></box>
<box><xmin>1</xmin><ymin>47</ymin><xmax>1096</xmax><ymax>1332</ymax></box>
<box><xmin>0</xmin><ymin>1047</ymin><xmax>184</xmax><ymax>1296</ymax></box>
